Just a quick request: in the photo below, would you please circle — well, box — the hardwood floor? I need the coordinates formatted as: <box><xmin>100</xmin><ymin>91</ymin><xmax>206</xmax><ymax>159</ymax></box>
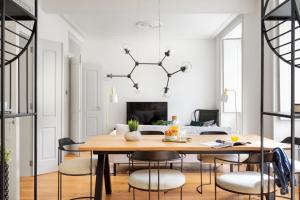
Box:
<box><xmin>20</xmin><ymin>169</ymin><xmax>294</xmax><ymax>200</ymax></box>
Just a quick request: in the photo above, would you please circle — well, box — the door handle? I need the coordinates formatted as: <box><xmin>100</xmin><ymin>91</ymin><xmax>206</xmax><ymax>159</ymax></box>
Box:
<box><xmin>96</xmin><ymin>106</ymin><xmax>101</xmax><ymax>110</ymax></box>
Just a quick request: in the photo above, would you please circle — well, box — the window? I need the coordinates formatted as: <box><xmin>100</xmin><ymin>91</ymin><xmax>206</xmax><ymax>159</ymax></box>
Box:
<box><xmin>279</xmin><ymin>21</ymin><xmax>300</xmax><ymax>112</ymax></box>
<box><xmin>222</xmin><ymin>24</ymin><xmax>242</xmax><ymax>113</ymax></box>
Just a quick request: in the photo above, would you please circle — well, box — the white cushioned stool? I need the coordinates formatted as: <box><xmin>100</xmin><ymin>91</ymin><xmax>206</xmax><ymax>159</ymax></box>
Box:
<box><xmin>214</xmin><ymin>152</ymin><xmax>275</xmax><ymax>200</ymax></box>
<box><xmin>128</xmin><ymin>151</ymin><xmax>185</xmax><ymax>200</ymax></box>
<box><xmin>216</xmin><ymin>171</ymin><xmax>275</xmax><ymax>194</ymax></box>
<box><xmin>58</xmin><ymin>157</ymin><xmax>97</xmax><ymax>175</ymax></box>
<box><xmin>58</xmin><ymin>138</ymin><xmax>97</xmax><ymax>200</ymax></box>
<box><xmin>129</xmin><ymin>169</ymin><xmax>185</xmax><ymax>191</ymax></box>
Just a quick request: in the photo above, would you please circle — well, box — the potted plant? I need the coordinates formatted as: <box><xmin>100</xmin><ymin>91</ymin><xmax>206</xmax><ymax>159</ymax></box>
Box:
<box><xmin>124</xmin><ymin>120</ymin><xmax>141</xmax><ymax>141</ymax></box>
<box><xmin>0</xmin><ymin>146</ymin><xmax>11</xmax><ymax>200</ymax></box>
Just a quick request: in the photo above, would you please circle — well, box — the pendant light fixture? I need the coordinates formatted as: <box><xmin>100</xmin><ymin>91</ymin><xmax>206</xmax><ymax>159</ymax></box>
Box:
<box><xmin>106</xmin><ymin>0</ymin><xmax>192</xmax><ymax>97</ymax></box>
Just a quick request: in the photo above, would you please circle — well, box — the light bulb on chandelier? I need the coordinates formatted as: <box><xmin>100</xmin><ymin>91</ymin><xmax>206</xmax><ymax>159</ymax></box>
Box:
<box><xmin>181</xmin><ymin>61</ymin><xmax>192</xmax><ymax>73</ymax></box>
<box><xmin>162</xmin><ymin>87</ymin><xmax>171</xmax><ymax>98</ymax></box>
<box><xmin>121</xmin><ymin>43</ymin><xmax>130</xmax><ymax>54</ymax></box>
<box><xmin>133</xmin><ymin>83</ymin><xmax>142</xmax><ymax>94</ymax></box>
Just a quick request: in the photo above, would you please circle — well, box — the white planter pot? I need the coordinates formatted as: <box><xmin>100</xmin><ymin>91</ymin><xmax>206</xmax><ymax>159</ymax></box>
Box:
<box><xmin>124</xmin><ymin>131</ymin><xmax>141</xmax><ymax>141</ymax></box>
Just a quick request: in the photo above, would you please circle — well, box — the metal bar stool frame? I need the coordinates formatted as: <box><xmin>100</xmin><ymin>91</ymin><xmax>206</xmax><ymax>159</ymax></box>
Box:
<box><xmin>58</xmin><ymin>138</ymin><xmax>94</xmax><ymax>200</ymax></box>
<box><xmin>128</xmin><ymin>151</ymin><xmax>186</xmax><ymax>200</ymax></box>
<box><xmin>214</xmin><ymin>152</ymin><xmax>275</xmax><ymax>200</ymax></box>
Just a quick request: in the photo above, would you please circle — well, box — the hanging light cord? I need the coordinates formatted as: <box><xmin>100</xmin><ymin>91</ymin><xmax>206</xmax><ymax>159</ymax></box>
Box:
<box><xmin>158</xmin><ymin>0</ymin><xmax>161</xmax><ymax>60</ymax></box>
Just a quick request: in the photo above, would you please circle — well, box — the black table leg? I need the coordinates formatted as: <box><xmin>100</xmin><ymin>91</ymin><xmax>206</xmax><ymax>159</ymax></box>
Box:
<box><xmin>95</xmin><ymin>154</ymin><xmax>105</xmax><ymax>200</ymax></box>
<box><xmin>104</xmin><ymin>154</ymin><xmax>112</xmax><ymax>194</ymax></box>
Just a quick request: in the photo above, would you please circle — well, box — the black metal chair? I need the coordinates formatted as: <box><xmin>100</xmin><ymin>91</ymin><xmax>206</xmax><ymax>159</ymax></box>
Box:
<box><xmin>113</xmin><ymin>131</ymin><xmax>165</xmax><ymax>176</ymax></box>
<box><xmin>193</xmin><ymin>109</ymin><xmax>220</xmax><ymax>126</ymax></box>
<box><xmin>58</xmin><ymin>138</ymin><xmax>97</xmax><ymax>200</ymax></box>
<box><xmin>128</xmin><ymin>151</ymin><xmax>185</xmax><ymax>200</ymax></box>
<box><xmin>280</xmin><ymin>137</ymin><xmax>300</xmax><ymax>199</ymax></box>
<box><xmin>140</xmin><ymin>131</ymin><xmax>164</xmax><ymax>135</ymax></box>
<box><xmin>196</xmin><ymin>131</ymin><xmax>248</xmax><ymax>194</ymax></box>
<box><xmin>214</xmin><ymin>152</ymin><xmax>275</xmax><ymax>200</ymax></box>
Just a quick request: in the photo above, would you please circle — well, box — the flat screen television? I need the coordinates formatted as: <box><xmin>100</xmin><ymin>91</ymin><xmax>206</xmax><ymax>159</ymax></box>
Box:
<box><xmin>127</xmin><ymin>102</ymin><xmax>168</xmax><ymax>125</ymax></box>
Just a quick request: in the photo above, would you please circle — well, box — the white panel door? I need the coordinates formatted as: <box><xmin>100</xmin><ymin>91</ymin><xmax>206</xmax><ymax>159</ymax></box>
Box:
<box><xmin>82</xmin><ymin>65</ymin><xmax>102</xmax><ymax>140</ymax></box>
<box><xmin>37</xmin><ymin>39</ymin><xmax>62</xmax><ymax>174</ymax></box>
<box><xmin>70</xmin><ymin>56</ymin><xmax>82</xmax><ymax>142</ymax></box>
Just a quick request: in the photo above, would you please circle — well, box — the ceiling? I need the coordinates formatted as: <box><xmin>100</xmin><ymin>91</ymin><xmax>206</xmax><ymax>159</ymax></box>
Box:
<box><xmin>41</xmin><ymin>0</ymin><xmax>258</xmax><ymax>39</ymax></box>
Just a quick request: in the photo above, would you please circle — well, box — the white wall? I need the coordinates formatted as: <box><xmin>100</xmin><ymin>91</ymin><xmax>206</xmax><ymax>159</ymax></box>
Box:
<box><xmin>15</xmin><ymin>7</ymin><xmax>85</xmax><ymax>199</ymax></box>
<box><xmin>236</xmin><ymin>0</ymin><xmax>296</xmax><ymax>141</ymax></box>
<box><xmin>215</xmin><ymin>16</ymin><xmax>243</xmax><ymax>134</ymax></box>
<box><xmin>272</xmin><ymin>50</ymin><xmax>300</xmax><ymax>143</ymax></box>
<box><xmin>82</xmin><ymin>37</ymin><xmax>217</xmax><ymax>133</ymax></box>
<box><xmin>216</xmin><ymin>12</ymin><xmax>263</xmax><ymax>136</ymax></box>
<box><xmin>242</xmin><ymin>11</ymin><xmax>262</xmax><ymax>136</ymax></box>
<box><xmin>38</xmin><ymin>9</ymin><xmax>84</xmax><ymax>139</ymax></box>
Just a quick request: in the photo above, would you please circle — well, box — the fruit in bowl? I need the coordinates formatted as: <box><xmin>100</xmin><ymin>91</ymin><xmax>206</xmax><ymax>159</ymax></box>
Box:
<box><xmin>164</xmin><ymin>126</ymin><xmax>179</xmax><ymax>141</ymax></box>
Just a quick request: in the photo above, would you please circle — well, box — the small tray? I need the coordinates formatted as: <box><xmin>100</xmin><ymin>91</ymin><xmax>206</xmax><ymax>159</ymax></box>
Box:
<box><xmin>162</xmin><ymin>137</ymin><xmax>192</xmax><ymax>143</ymax></box>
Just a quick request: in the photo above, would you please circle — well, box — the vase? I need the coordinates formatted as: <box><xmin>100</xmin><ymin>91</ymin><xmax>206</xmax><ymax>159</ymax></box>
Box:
<box><xmin>0</xmin><ymin>163</ymin><xmax>9</xmax><ymax>200</ymax></box>
<box><xmin>124</xmin><ymin>131</ymin><xmax>141</xmax><ymax>141</ymax></box>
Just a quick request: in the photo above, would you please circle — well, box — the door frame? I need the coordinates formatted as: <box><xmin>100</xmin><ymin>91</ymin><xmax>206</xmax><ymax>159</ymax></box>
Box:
<box><xmin>18</xmin><ymin>28</ymin><xmax>34</xmax><ymax>176</ymax></box>
<box><xmin>37</xmin><ymin>39</ymin><xmax>63</xmax><ymax>174</ymax></box>
<box><xmin>82</xmin><ymin>64</ymin><xmax>103</xmax><ymax>140</ymax></box>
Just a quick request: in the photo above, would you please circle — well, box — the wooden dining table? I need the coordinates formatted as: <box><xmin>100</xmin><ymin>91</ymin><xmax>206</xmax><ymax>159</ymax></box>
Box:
<box><xmin>79</xmin><ymin>134</ymin><xmax>289</xmax><ymax>200</ymax></box>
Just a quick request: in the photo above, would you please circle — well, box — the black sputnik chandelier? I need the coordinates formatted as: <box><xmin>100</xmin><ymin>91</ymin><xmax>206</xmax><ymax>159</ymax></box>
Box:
<box><xmin>106</xmin><ymin>0</ymin><xmax>191</xmax><ymax>97</ymax></box>
<box><xmin>106</xmin><ymin>47</ymin><xmax>190</xmax><ymax>96</ymax></box>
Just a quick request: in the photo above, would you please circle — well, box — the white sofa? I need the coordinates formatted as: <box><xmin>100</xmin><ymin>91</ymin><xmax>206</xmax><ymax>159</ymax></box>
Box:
<box><xmin>109</xmin><ymin>124</ymin><xmax>232</xmax><ymax>174</ymax></box>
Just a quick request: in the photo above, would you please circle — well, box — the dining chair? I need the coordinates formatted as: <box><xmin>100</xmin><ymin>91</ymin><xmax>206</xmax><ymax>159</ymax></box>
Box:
<box><xmin>196</xmin><ymin>131</ymin><xmax>248</xmax><ymax>194</ymax></box>
<box><xmin>214</xmin><ymin>152</ymin><xmax>275</xmax><ymax>200</ymax></box>
<box><xmin>140</xmin><ymin>131</ymin><xmax>164</xmax><ymax>135</ymax></box>
<box><xmin>280</xmin><ymin>137</ymin><xmax>300</xmax><ymax>198</ymax></box>
<box><xmin>58</xmin><ymin>138</ymin><xmax>97</xmax><ymax>200</ymax></box>
<box><xmin>128</xmin><ymin>151</ymin><xmax>186</xmax><ymax>200</ymax></box>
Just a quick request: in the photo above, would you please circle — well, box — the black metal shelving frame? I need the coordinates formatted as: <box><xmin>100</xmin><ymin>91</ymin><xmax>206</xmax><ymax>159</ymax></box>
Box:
<box><xmin>0</xmin><ymin>0</ymin><xmax>37</xmax><ymax>199</ymax></box>
<box><xmin>261</xmin><ymin>0</ymin><xmax>298</xmax><ymax>199</ymax></box>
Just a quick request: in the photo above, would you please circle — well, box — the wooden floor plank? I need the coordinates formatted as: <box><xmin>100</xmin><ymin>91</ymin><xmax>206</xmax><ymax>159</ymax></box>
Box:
<box><xmin>20</xmin><ymin>170</ymin><xmax>294</xmax><ymax>200</ymax></box>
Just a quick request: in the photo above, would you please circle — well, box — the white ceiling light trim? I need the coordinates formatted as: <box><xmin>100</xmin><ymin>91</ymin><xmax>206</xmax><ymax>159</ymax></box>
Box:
<box><xmin>135</xmin><ymin>20</ymin><xmax>163</xmax><ymax>29</ymax></box>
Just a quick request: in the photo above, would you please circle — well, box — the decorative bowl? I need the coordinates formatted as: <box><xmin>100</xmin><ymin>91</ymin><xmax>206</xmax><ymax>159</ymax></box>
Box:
<box><xmin>124</xmin><ymin>131</ymin><xmax>141</xmax><ymax>141</ymax></box>
<box><xmin>164</xmin><ymin>135</ymin><xmax>177</xmax><ymax>141</ymax></box>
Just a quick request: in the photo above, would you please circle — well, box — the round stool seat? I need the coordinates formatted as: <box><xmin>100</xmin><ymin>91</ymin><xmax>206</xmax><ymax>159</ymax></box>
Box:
<box><xmin>58</xmin><ymin>158</ymin><xmax>97</xmax><ymax>175</ymax></box>
<box><xmin>216</xmin><ymin>171</ymin><xmax>275</xmax><ymax>194</ymax></box>
<box><xmin>129</xmin><ymin>169</ymin><xmax>185</xmax><ymax>191</ymax></box>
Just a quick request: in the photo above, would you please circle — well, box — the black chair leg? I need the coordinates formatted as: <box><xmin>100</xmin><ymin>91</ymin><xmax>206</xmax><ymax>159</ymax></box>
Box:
<box><xmin>180</xmin><ymin>187</ymin><xmax>183</xmax><ymax>200</ymax></box>
<box><xmin>90</xmin><ymin>173</ymin><xmax>92</xmax><ymax>199</ymax></box>
<box><xmin>214</xmin><ymin>159</ymin><xmax>217</xmax><ymax>200</ymax></box>
<box><xmin>133</xmin><ymin>188</ymin><xmax>136</xmax><ymax>200</ymax></box>
<box><xmin>209</xmin><ymin>163</ymin><xmax>212</xmax><ymax>184</ymax></box>
<box><xmin>196</xmin><ymin>161</ymin><xmax>203</xmax><ymax>194</ymax></box>
<box><xmin>113</xmin><ymin>163</ymin><xmax>117</xmax><ymax>176</ymax></box>
<box><xmin>170</xmin><ymin>163</ymin><xmax>173</xmax><ymax>169</ymax></box>
<box><xmin>57</xmin><ymin>172</ymin><xmax>60</xmax><ymax>200</ymax></box>
<box><xmin>60</xmin><ymin>173</ymin><xmax>62</xmax><ymax>200</ymax></box>
<box><xmin>214</xmin><ymin>185</ymin><xmax>217</xmax><ymax>200</ymax></box>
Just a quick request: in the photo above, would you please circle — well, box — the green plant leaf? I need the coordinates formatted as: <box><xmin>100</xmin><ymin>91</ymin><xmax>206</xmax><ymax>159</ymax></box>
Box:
<box><xmin>0</xmin><ymin>146</ymin><xmax>11</xmax><ymax>164</ymax></box>
<box><xmin>128</xmin><ymin>119</ymin><xmax>139</xmax><ymax>132</ymax></box>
